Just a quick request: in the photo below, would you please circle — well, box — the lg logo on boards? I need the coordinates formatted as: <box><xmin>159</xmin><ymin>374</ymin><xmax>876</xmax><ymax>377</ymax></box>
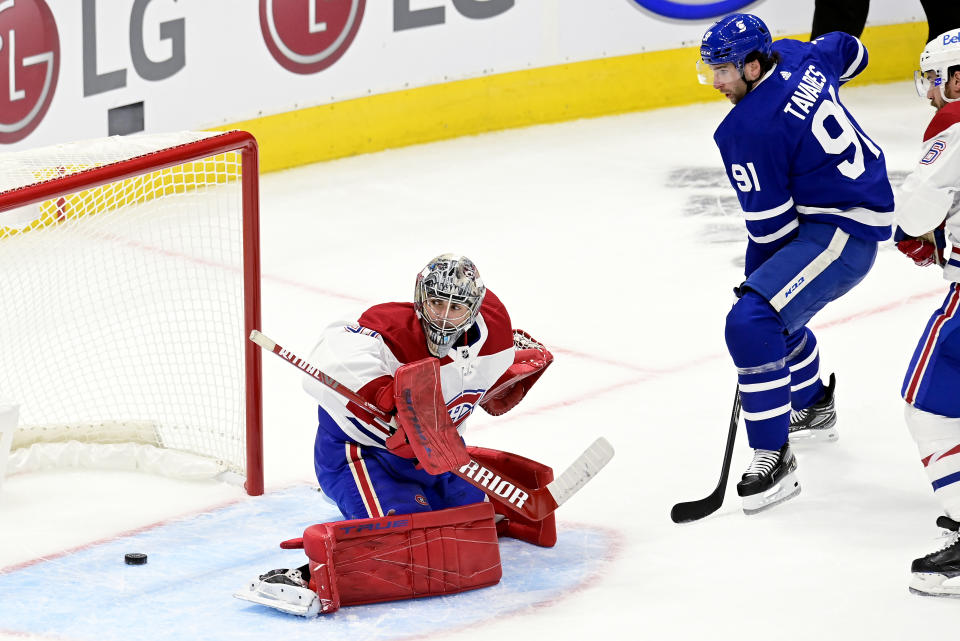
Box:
<box><xmin>0</xmin><ymin>0</ymin><xmax>185</xmax><ymax>142</ymax></box>
<box><xmin>260</xmin><ymin>0</ymin><xmax>514</xmax><ymax>75</ymax></box>
<box><xmin>0</xmin><ymin>0</ymin><xmax>515</xmax><ymax>145</ymax></box>
<box><xmin>0</xmin><ymin>0</ymin><xmax>60</xmax><ymax>143</ymax></box>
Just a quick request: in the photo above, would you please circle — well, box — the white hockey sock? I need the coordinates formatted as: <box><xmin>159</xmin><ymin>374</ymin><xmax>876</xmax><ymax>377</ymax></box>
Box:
<box><xmin>905</xmin><ymin>403</ymin><xmax>960</xmax><ymax>520</ymax></box>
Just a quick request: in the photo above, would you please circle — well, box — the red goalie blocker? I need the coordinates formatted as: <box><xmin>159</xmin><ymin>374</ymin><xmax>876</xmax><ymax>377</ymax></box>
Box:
<box><xmin>288</xmin><ymin>503</ymin><xmax>501</xmax><ymax>614</ymax></box>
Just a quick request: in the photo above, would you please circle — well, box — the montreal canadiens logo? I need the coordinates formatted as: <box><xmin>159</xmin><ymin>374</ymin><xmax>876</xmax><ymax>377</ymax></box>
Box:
<box><xmin>448</xmin><ymin>390</ymin><xmax>484</xmax><ymax>425</ymax></box>
<box><xmin>259</xmin><ymin>0</ymin><xmax>365</xmax><ymax>74</ymax></box>
<box><xmin>0</xmin><ymin>0</ymin><xmax>59</xmax><ymax>143</ymax></box>
<box><xmin>415</xmin><ymin>494</ymin><xmax>429</xmax><ymax>506</ymax></box>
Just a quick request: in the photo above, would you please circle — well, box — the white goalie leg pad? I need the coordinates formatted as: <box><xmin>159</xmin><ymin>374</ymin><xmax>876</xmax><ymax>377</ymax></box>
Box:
<box><xmin>905</xmin><ymin>404</ymin><xmax>960</xmax><ymax>520</ymax></box>
<box><xmin>741</xmin><ymin>470</ymin><xmax>801</xmax><ymax>515</ymax></box>
<box><xmin>234</xmin><ymin>571</ymin><xmax>321</xmax><ymax>617</ymax></box>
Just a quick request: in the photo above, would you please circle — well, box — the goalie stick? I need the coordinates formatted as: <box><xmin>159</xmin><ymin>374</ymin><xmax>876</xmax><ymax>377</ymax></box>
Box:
<box><xmin>670</xmin><ymin>386</ymin><xmax>740</xmax><ymax>523</ymax></box>
<box><xmin>250</xmin><ymin>330</ymin><xmax>614</xmax><ymax>521</ymax></box>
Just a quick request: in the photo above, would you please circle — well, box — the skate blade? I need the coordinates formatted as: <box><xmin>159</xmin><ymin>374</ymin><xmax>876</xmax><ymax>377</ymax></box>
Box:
<box><xmin>788</xmin><ymin>426</ymin><xmax>838</xmax><ymax>443</ymax></box>
<box><xmin>742</xmin><ymin>471</ymin><xmax>801</xmax><ymax>515</ymax></box>
<box><xmin>234</xmin><ymin>588</ymin><xmax>321</xmax><ymax>617</ymax></box>
<box><xmin>909</xmin><ymin>572</ymin><xmax>960</xmax><ymax>598</ymax></box>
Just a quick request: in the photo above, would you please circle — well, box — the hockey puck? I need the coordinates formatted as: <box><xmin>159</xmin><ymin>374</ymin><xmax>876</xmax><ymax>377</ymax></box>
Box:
<box><xmin>124</xmin><ymin>553</ymin><xmax>148</xmax><ymax>566</ymax></box>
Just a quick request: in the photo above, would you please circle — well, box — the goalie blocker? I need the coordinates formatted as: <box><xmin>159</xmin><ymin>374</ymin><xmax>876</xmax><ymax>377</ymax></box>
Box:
<box><xmin>235</xmin><ymin>447</ymin><xmax>556</xmax><ymax>616</ymax></box>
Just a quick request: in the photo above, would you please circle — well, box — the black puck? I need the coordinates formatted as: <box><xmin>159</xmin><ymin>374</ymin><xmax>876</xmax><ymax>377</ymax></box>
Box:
<box><xmin>124</xmin><ymin>553</ymin><xmax>148</xmax><ymax>565</ymax></box>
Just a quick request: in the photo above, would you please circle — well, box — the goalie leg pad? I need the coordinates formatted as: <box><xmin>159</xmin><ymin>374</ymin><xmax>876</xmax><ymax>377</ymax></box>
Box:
<box><xmin>468</xmin><ymin>446</ymin><xmax>557</xmax><ymax>547</ymax></box>
<box><xmin>302</xmin><ymin>502</ymin><xmax>501</xmax><ymax>613</ymax></box>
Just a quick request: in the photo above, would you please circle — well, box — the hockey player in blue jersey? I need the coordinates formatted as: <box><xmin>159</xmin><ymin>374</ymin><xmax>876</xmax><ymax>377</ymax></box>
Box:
<box><xmin>697</xmin><ymin>14</ymin><xmax>894</xmax><ymax>514</ymax></box>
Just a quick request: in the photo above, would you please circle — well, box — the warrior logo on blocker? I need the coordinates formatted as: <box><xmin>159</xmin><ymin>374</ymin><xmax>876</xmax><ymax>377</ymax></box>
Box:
<box><xmin>0</xmin><ymin>0</ymin><xmax>59</xmax><ymax>144</ymax></box>
<box><xmin>259</xmin><ymin>0</ymin><xmax>365</xmax><ymax>74</ymax></box>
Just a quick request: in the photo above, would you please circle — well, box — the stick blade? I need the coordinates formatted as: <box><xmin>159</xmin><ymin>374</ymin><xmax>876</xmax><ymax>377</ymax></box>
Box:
<box><xmin>670</xmin><ymin>492</ymin><xmax>723</xmax><ymax>523</ymax></box>
<box><xmin>546</xmin><ymin>437</ymin><xmax>614</xmax><ymax>508</ymax></box>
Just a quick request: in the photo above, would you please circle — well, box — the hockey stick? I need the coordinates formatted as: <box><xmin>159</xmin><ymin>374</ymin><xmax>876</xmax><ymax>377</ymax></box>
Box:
<box><xmin>670</xmin><ymin>386</ymin><xmax>741</xmax><ymax>523</ymax></box>
<box><xmin>250</xmin><ymin>330</ymin><xmax>614</xmax><ymax>521</ymax></box>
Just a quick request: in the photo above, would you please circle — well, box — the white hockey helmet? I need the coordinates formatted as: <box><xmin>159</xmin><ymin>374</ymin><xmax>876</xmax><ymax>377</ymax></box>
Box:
<box><xmin>916</xmin><ymin>29</ymin><xmax>960</xmax><ymax>102</ymax></box>
<box><xmin>414</xmin><ymin>253</ymin><xmax>486</xmax><ymax>358</ymax></box>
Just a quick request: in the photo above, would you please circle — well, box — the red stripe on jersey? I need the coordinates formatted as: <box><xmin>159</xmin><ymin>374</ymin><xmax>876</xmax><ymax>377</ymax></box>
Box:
<box><xmin>922</xmin><ymin>443</ymin><xmax>960</xmax><ymax>468</ymax></box>
<box><xmin>906</xmin><ymin>285</ymin><xmax>960</xmax><ymax>404</ymax></box>
<box><xmin>346</xmin><ymin>444</ymin><xmax>383</xmax><ymax>517</ymax></box>
<box><xmin>924</xmin><ymin>102</ymin><xmax>960</xmax><ymax>141</ymax></box>
<box><xmin>357</xmin><ymin>290</ymin><xmax>514</xmax><ymax>362</ymax></box>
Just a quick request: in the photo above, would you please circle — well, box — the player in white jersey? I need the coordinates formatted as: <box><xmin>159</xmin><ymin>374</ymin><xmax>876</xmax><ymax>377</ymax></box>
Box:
<box><xmin>237</xmin><ymin>254</ymin><xmax>555</xmax><ymax>616</ymax></box>
<box><xmin>895</xmin><ymin>30</ymin><xmax>960</xmax><ymax>598</ymax></box>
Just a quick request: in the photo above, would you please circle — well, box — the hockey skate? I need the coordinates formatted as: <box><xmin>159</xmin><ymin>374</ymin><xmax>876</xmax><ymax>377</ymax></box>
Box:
<box><xmin>789</xmin><ymin>374</ymin><xmax>837</xmax><ymax>442</ymax></box>
<box><xmin>234</xmin><ymin>568</ymin><xmax>321</xmax><ymax>617</ymax></box>
<box><xmin>736</xmin><ymin>443</ymin><xmax>800</xmax><ymax>515</ymax></box>
<box><xmin>910</xmin><ymin>516</ymin><xmax>960</xmax><ymax>598</ymax></box>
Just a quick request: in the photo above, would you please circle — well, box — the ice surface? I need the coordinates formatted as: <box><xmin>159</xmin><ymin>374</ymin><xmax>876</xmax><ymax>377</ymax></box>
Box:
<box><xmin>1</xmin><ymin>81</ymin><xmax>956</xmax><ymax>640</ymax></box>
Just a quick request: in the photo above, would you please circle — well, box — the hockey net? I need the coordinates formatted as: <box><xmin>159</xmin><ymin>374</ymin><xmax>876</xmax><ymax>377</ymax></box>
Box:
<box><xmin>0</xmin><ymin>131</ymin><xmax>263</xmax><ymax>495</ymax></box>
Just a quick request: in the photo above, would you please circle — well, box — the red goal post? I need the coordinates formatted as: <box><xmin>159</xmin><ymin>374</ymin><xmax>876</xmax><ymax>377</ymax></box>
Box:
<box><xmin>0</xmin><ymin>131</ymin><xmax>263</xmax><ymax>495</ymax></box>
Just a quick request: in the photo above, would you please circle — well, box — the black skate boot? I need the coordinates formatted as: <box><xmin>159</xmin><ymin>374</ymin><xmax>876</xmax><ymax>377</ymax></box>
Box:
<box><xmin>910</xmin><ymin>516</ymin><xmax>960</xmax><ymax>598</ymax></box>
<box><xmin>736</xmin><ymin>442</ymin><xmax>800</xmax><ymax>515</ymax></box>
<box><xmin>789</xmin><ymin>373</ymin><xmax>837</xmax><ymax>442</ymax></box>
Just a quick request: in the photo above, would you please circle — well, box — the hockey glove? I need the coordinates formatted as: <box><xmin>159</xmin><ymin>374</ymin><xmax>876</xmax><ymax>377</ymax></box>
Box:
<box><xmin>389</xmin><ymin>358</ymin><xmax>469</xmax><ymax>475</ymax></box>
<box><xmin>480</xmin><ymin>330</ymin><xmax>554</xmax><ymax>416</ymax></box>
<box><xmin>894</xmin><ymin>224</ymin><xmax>946</xmax><ymax>267</ymax></box>
<box><xmin>896</xmin><ymin>238</ymin><xmax>939</xmax><ymax>267</ymax></box>
<box><xmin>347</xmin><ymin>375</ymin><xmax>397</xmax><ymax>426</ymax></box>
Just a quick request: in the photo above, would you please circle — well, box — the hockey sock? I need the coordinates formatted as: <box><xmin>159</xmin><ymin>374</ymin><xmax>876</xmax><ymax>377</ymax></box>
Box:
<box><xmin>785</xmin><ymin>327</ymin><xmax>823</xmax><ymax>410</ymax></box>
<box><xmin>726</xmin><ymin>291</ymin><xmax>791</xmax><ymax>451</ymax></box>
<box><xmin>905</xmin><ymin>403</ymin><xmax>960</xmax><ymax>520</ymax></box>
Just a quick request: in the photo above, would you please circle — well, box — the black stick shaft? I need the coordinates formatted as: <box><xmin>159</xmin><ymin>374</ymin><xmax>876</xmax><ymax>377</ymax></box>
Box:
<box><xmin>670</xmin><ymin>386</ymin><xmax>741</xmax><ymax>523</ymax></box>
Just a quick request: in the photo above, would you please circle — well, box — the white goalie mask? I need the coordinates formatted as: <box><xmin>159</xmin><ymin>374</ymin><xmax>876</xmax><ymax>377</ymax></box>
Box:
<box><xmin>916</xmin><ymin>30</ymin><xmax>960</xmax><ymax>103</ymax></box>
<box><xmin>414</xmin><ymin>253</ymin><xmax>486</xmax><ymax>358</ymax></box>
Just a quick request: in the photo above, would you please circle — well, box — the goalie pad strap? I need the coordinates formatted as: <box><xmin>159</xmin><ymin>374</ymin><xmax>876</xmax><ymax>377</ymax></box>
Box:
<box><xmin>302</xmin><ymin>502</ymin><xmax>501</xmax><ymax>613</ymax></box>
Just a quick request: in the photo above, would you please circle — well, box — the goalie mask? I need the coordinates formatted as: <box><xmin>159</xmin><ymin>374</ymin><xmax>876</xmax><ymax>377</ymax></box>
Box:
<box><xmin>414</xmin><ymin>254</ymin><xmax>486</xmax><ymax>358</ymax></box>
<box><xmin>916</xmin><ymin>30</ymin><xmax>960</xmax><ymax>103</ymax></box>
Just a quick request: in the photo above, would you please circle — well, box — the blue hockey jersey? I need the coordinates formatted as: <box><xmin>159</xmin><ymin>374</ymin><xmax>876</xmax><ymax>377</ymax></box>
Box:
<box><xmin>713</xmin><ymin>32</ymin><xmax>894</xmax><ymax>276</ymax></box>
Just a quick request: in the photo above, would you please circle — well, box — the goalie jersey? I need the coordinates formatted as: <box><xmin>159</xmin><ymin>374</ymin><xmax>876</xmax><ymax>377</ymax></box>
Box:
<box><xmin>896</xmin><ymin>100</ymin><xmax>960</xmax><ymax>284</ymax></box>
<box><xmin>302</xmin><ymin>290</ymin><xmax>515</xmax><ymax>449</ymax></box>
<box><xmin>714</xmin><ymin>32</ymin><xmax>894</xmax><ymax>276</ymax></box>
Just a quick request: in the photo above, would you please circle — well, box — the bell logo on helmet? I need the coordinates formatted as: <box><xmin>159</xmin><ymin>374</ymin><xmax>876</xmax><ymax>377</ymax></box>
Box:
<box><xmin>943</xmin><ymin>32</ymin><xmax>960</xmax><ymax>45</ymax></box>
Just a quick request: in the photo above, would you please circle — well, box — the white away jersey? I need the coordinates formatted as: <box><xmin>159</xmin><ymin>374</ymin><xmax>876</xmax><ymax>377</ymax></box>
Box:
<box><xmin>896</xmin><ymin>101</ymin><xmax>960</xmax><ymax>282</ymax></box>
<box><xmin>302</xmin><ymin>291</ymin><xmax>515</xmax><ymax>448</ymax></box>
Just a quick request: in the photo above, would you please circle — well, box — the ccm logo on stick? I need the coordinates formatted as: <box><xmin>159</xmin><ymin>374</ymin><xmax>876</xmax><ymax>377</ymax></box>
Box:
<box><xmin>459</xmin><ymin>460</ymin><xmax>529</xmax><ymax>508</ymax></box>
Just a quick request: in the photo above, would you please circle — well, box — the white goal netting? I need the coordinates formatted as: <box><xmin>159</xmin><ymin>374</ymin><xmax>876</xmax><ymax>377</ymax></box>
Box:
<box><xmin>0</xmin><ymin>131</ymin><xmax>262</xmax><ymax>493</ymax></box>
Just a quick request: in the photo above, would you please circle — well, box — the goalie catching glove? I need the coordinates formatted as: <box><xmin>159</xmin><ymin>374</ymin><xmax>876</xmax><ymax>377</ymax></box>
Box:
<box><xmin>480</xmin><ymin>330</ymin><xmax>553</xmax><ymax>416</ymax></box>
<box><xmin>386</xmin><ymin>357</ymin><xmax>470</xmax><ymax>475</ymax></box>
